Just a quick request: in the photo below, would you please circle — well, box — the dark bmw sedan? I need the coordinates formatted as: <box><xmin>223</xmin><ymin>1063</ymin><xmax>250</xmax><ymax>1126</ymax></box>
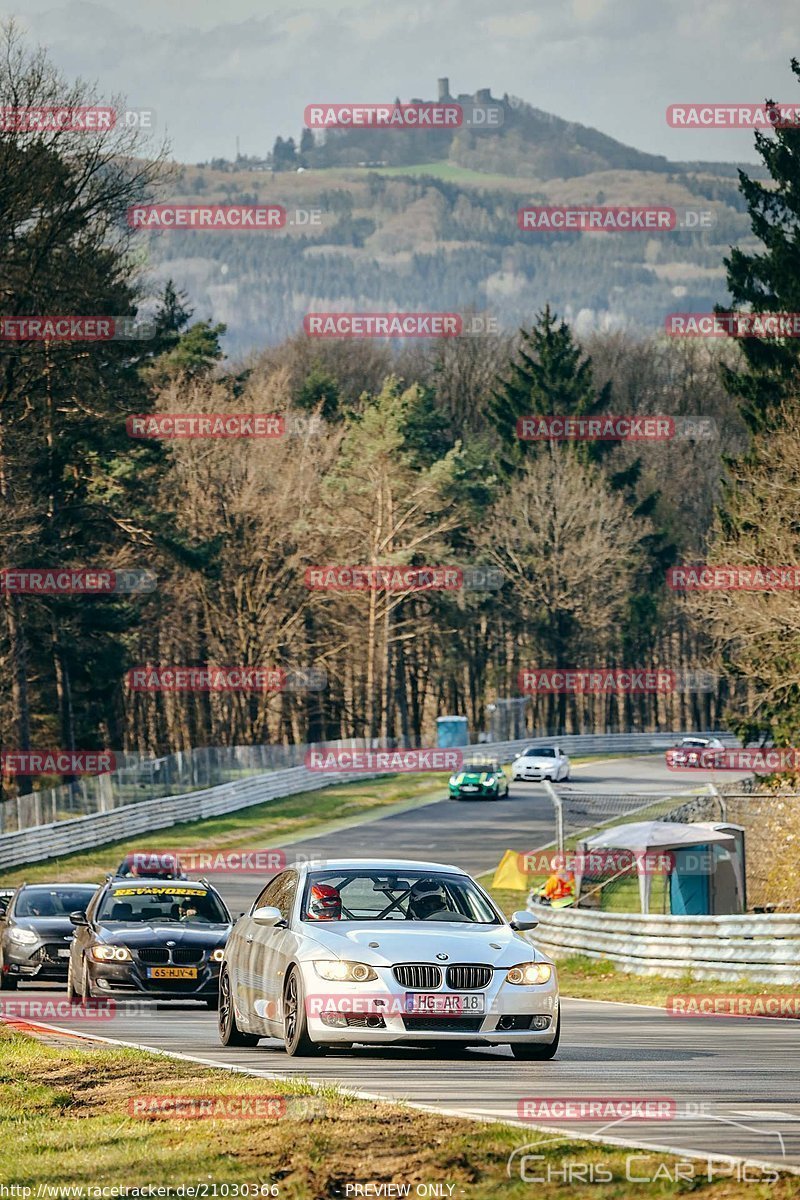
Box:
<box><xmin>0</xmin><ymin>883</ymin><xmax>100</xmax><ymax>989</ymax></box>
<box><xmin>67</xmin><ymin>878</ymin><xmax>231</xmax><ymax>1007</ymax></box>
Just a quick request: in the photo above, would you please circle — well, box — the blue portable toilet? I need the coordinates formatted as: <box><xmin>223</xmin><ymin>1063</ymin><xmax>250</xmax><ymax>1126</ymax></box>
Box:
<box><xmin>670</xmin><ymin>824</ymin><xmax>746</xmax><ymax>915</ymax></box>
<box><xmin>436</xmin><ymin>715</ymin><xmax>469</xmax><ymax>748</ymax></box>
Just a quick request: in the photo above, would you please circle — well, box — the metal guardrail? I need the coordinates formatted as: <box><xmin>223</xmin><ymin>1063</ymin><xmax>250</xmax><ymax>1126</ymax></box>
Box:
<box><xmin>0</xmin><ymin>730</ymin><xmax>735</xmax><ymax>871</ymax></box>
<box><xmin>527</xmin><ymin>905</ymin><xmax>800</xmax><ymax>984</ymax></box>
<box><xmin>0</xmin><ymin>729</ymin><xmax>738</xmax><ymax>834</ymax></box>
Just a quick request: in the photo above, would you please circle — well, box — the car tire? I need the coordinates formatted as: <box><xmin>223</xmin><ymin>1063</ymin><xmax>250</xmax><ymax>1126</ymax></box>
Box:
<box><xmin>0</xmin><ymin>967</ymin><xmax>19</xmax><ymax>990</ymax></box>
<box><xmin>218</xmin><ymin>965</ymin><xmax>260</xmax><ymax>1046</ymax></box>
<box><xmin>511</xmin><ymin>1011</ymin><xmax>561</xmax><ymax>1060</ymax></box>
<box><xmin>563</xmin><ymin>770</ymin><xmax>570</xmax><ymax>782</ymax></box>
<box><xmin>283</xmin><ymin>966</ymin><xmax>321</xmax><ymax>1057</ymax></box>
<box><xmin>66</xmin><ymin>958</ymin><xmax>79</xmax><ymax>1003</ymax></box>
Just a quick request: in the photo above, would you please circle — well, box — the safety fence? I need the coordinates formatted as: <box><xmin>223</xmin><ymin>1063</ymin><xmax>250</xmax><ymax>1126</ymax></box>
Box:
<box><xmin>526</xmin><ymin>905</ymin><xmax>800</xmax><ymax>984</ymax></box>
<box><xmin>0</xmin><ymin>729</ymin><xmax>736</xmax><ymax>834</ymax></box>
<box><xmin>0</xmin><ymin>731</ymin><xmax>734</xmax><ymax>868</ymax></box>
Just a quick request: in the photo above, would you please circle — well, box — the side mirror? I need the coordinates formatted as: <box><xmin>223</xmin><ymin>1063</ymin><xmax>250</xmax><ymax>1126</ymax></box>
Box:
<box><xmin>510</xmin><ymin>910</ymin><xmax>539</xmax><ymax>931</ymax></box>
<box><xmin>252</xmin><ymin>905</ymin><xmax>286</xmax><ymax>928</ymax></box>
<box><xmin>69</xmin><ymin>910</ymin><xmax>88</xmax><ymax>926</ymax></box>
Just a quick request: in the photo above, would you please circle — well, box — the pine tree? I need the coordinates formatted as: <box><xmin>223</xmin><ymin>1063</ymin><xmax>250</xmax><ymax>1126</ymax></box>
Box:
<box><xmin>720</xmin><ymin>58</ymin><xmax>800</xmax><ymax>430</ymax></box>
<box><xmin>489</xmin><ymin>305</ymin><xmax>611</xmax><ymax>473</ymax></box>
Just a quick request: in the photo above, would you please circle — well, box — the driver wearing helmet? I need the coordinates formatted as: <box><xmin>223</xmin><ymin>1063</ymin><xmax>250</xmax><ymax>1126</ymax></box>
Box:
<box><xmin>306</xmin><ymin>882</ymin><xmax>342</xmax><ymax>921</ymax></box>
<box><xmin>407</xmin><ymin>879</ymin><xmax>447</xmax><ymax>921</ymax></box>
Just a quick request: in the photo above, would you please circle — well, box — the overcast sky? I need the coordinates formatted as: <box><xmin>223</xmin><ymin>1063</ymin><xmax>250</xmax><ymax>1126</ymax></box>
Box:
<box><xmin>3</xmin><ymin>0</ymin><xmax>798</xmax><ymax>164</ymax></box>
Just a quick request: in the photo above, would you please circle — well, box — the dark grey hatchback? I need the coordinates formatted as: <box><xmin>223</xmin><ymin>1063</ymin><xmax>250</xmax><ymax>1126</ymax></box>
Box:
<box><xmin>0</xmin><ymin>883</ymin><xmax>100</xmax><ymax>988</ymax></box>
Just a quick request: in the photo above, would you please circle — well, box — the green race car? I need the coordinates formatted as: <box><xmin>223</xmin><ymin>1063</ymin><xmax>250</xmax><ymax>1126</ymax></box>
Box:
<box><xmin>448</xmin><ymin>759</ymin><xmax>510</xmax><ymax>801</ymax></box>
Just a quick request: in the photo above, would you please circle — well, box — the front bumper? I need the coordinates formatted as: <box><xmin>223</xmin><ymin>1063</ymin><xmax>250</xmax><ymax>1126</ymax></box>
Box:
<box><xmin>449</xmin><ymin>784</ymin><xmax>500</xmax><ymax>799</ymax></box>
<box><xmin>302</xmin><ymin>967</ymin><xmax>559</xmax><ymax>1044</ymax></box>
<box><xmin>513</xmin><ymin>764</ymin><xmax>562</xmax><ymax>780</ymax></box>
<box><xmin>87</xmin><ymin>958</ymin><xmax>221</xmax><ymax>1000</ymax></box>
<box><xmin>4</xmin><ymin>942</ymin><xmax>72</xmax><ymax>981</ymax></box>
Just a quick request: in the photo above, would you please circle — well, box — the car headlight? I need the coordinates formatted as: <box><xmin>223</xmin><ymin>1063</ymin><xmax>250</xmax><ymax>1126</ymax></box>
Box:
<box><xmin>449</xmin><ymin>775</ymin><xmax>460</xmax><ymax>786</ymax></box>
<box><xmin>484</xmin><ymin>776</ymin><xmax>496</xmax><ymax>785</ymax></box>
<box><xmin>505</xmin><ymin>962</ymin><xmax>552</xmax><ymax>985</ymax></box>
<box><xmin>90</xmin><ymin>945</ymin><xmax>132</xmax><ymax>962</ymax></box>
<box><xmin>8</xmin><ymin>928</ymin><xmax>38</xmax><ymax>945</ymax></box>
<box><xmin>313</xmin><ymin>959</ymin><xmax>378</xmax><ymax>983</ymax></box>
<box><xmin>210</xmin><ymin>948</ymin><xmax>225</xmax><ymax>962</ymax></box>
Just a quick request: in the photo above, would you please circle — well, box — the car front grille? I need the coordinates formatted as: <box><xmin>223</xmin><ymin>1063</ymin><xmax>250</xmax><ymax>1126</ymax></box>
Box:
<box><xmin>401</xmin><ymin>1016</ymin><xmax>483</xmax><ymax>1033</ymax></box>
<box><xmin>393</xmin><ymin>963</ymin><xmax>442</xmax><ymax>989</ymax></box>
<box><xmin>137</xmin><ymin>947</ymin><xmax>170</xmax><ymax>965</ymax></box>
<box><xmin>33</xmin><ymin>943</ymin><xmax>69</xmax><ymax>965</ymax></box>
<box><xmin>173</xmin><ymin>946</ymin><xmax>204</xmax><ymax>964</ymax></box>
<box><xmin>445</xmin><ymin>964</ymin><xmax>492</xmax><ymax>990</ymax></box>
<box><xmin>136</xmin><ymin>946</ymin><xmax>205</xmax><ymax>965</ymax></box>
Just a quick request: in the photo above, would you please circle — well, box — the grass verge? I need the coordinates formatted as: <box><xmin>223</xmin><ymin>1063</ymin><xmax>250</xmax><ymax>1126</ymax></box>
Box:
<box><xmin>0</xmin><ymin>753</ymin><xmax>610</xmax><ymax>888</ymax></box>
<box><xmin>0</xmin><ymin>773</ymin><xmax>452</xmax><ymax>887</ymax></box>
<box><xmin>0</xmin><ymin>1026</ymin><xmax>795</xmax><ymax>1196</ymax></box>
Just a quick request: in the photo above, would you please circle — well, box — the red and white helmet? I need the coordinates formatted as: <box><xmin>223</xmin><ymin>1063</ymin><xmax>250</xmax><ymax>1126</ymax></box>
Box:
<box><xmin>306</xmin><ymin>883</ymin><xmax>342</xmax><ymax>920</ymax></box>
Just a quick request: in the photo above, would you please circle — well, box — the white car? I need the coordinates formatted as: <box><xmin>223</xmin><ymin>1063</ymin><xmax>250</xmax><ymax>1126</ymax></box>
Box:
<box><xmin>668</xmin><ymin>736</ymin><xmax>726</xmax><ymax>769</ymax></box>
<box><xmin>218</xmin><ymin>858</ymin><xmax>560</xmax><ymax>1060</ymax></box>
<box><xmin>511</xmin><ymin>745</ymin><xmax>570</xmax><ymax>782</ymax></box>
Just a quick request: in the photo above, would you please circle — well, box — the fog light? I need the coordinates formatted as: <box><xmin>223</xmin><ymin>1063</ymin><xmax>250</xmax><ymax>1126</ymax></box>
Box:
<box><xmin>95</xmin><ymin>977</ymin><xmax>111</xmax><ymax>990</ymax></box>
<box><xmin>532</xmin><ymin>1015</ymin><xmax>551</xmax><ymax>1030</ymax></box>
<box><xmin>320</xmin><ymin>1013</ymin><xmax>348</xmax><ymax>1027</ymax></box>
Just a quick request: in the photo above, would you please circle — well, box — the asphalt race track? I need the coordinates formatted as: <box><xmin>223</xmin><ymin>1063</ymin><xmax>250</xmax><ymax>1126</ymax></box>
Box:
<box><xmin>14</xmin><ymin>755</ymin><xmax>800</xmax><ymax>1173</ymax></box>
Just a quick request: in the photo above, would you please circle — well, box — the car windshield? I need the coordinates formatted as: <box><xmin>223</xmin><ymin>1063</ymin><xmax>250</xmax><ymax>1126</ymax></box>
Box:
<box><xmin>526</xmin><ymin>747</ymin><xmax>555</xmax><ymax>757</ymax></box>
<box><xmin>462</xmin><ymin>759</ymin><xmax>501</xmax><ymax>773</ymax></box>
<box><xmin>15</xmin><ymin>892</ymin><xmax>98</xmax><ymax>916</ymax></box>
<box><xmin>15</xmin><ymin>887</ymin><xmax>97</xmax><ymax>918</ymax></box>
<box><xmin>680</xmin><ymin>739</ymin><xmax>707</xmax><ymax>748</ymax></box>
<box><xmin>301</xmin><ymin>869</ymin><xmax>501</xmax><ymax>924</ymax></box>
<box><xmin>96</xmin><ymin>885</ymin><xmax>229</xmax><ymax>925</ymax></box>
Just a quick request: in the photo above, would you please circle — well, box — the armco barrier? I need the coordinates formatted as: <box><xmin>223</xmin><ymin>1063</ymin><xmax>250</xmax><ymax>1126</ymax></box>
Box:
<box><xmin>527</xmin><ymin>905</ymin><xmax>800</xmax><ymax>984</ymax></box>
<box><xmin>0</xmin><ymin>731</ymin><xmax>735</xmax><ymax>870</ymax></box>
<box><xmin>0</xmin><ymin>765</ymin><xmax>367</xmax><ymax>872</ymax></box>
